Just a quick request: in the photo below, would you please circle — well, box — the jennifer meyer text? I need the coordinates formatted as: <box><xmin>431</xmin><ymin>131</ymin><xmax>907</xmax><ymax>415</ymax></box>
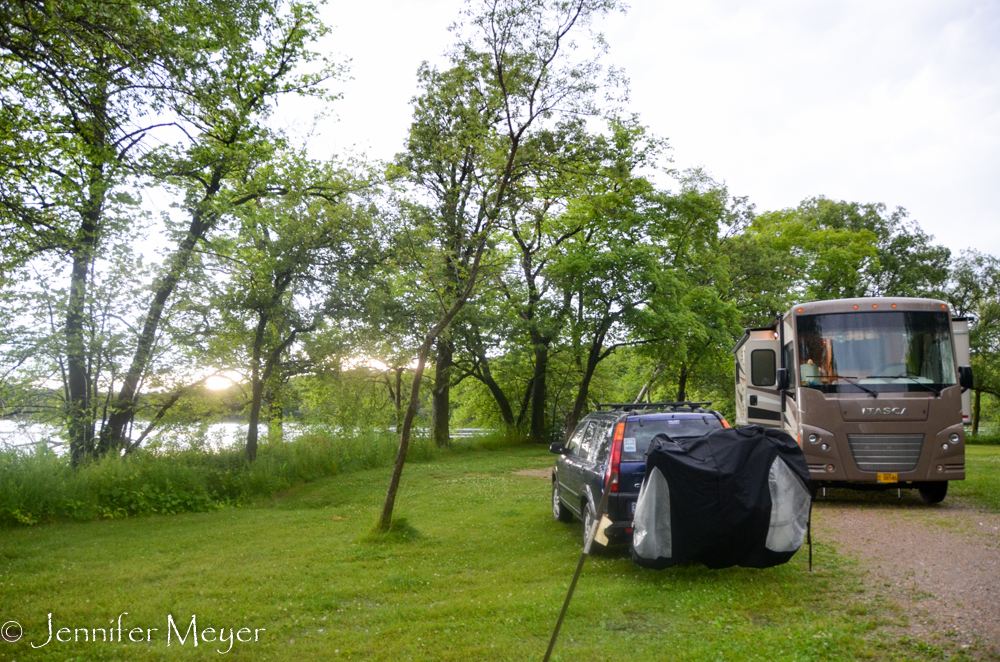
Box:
<box><xmin>19</xmin><ymin>612</ymin><xmax>265</xmax><ymax>654</ymax></box>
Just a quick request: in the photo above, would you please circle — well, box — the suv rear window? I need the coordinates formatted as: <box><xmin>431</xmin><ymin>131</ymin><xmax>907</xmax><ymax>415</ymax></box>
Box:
<box><xmin>621</xmin><ymin>416</ymin><xmax>723</xmax><ymax>462</ymax></box>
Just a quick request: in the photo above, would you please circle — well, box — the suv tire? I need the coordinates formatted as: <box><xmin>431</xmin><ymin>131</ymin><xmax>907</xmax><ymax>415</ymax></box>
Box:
<box><xmin>552</xmin><ymin>480</ymin><xmax>573</xmax><ymax>522</ymax></box>
<box><xmin>582</xmin><ymin>501</ymin><xmax>605</xmax><ymax>552</ymax></box>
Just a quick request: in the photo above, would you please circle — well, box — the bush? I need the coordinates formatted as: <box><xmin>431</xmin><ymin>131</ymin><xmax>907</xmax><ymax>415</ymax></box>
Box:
<box><xmin>967</xmin><ymin>430</ymin><xmax>1000</xmax><ymax>445</ymax></box>
<box><xmin>0</xmin><ymin>427</ymin><xmax>439</xmax><ymax>527</ymax></box>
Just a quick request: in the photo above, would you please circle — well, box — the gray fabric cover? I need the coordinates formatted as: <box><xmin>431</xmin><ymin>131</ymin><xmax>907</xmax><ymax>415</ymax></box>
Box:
<box><xmin>632</xmin><ymin>466</ymin><xmax>671</xmax><ymax>560</ymax></box>
<box><xmin>765</xmin><ymin>457</ymin><xmax>811</xmax><ymax>552</ymax></box>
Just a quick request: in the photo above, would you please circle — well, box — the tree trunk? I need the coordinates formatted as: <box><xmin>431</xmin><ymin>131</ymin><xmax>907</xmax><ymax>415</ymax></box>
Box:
<box><xmin>99</xmin><ymin>174</ymin><xmax>222</xmax><ymax>454</ymax></box>
<box><xmin>394</xmin><ymin>367</ymin><xmax>405</xmax><ymax>433</ymax></box>
<box><xmin>66</xmin><ymin>98</ymin><xmax>108</xmax><ymax>465</ymax></box>
<box><xmin>565</xmin><ymin>340</ymin><xmax>604</xmax><ymax>439</ymax></box>
<box><xmin>379</xmin><ymin>253</ymin><xmax>486</xmax><ymax>531</ymax></box>
<box><xmin>478</xmin><ymin>359</ymin><xmax>516</xmax><ymax>428</ymax></box>
<box><xmin>66</xmin><ymin>239</ymin><xmax>97</xmax><ymax>464</ymax></box>
<box><xmin>516</xmin><ymin>377</ymin><xmax>533</xmax><ymax>429</ymax></box>
<box><xmin>245</xmin><ymin>313</ymin><xmax>268</xmax><ymax>462</ymax></box>
<box><xmin>634</xmin><ymin>366</ymin><xmax>662</xmax><ymax>404</ymax></box>
<box><xmin>529</xmin><ymin>338</ymin><xmax>549</xmax><ymax>442</ymax></box>
<box><xmin>973</xmin><ymin>389</ymin><xmax>981</xmax><ymax>435</ymax></box>
<box><xmin>676</xmin><ymin>363</ymin><xmax>688</xmax><ymax>402</ymax></box>
<box><xmin>379</xmin><ymin>346</ymin><xmax>431</xmax><ymax>531</ymax></box>
<box><xmin>431</xmin><ymin>337</ymin><xmax>453</xmax><ymax>447</ymax></box>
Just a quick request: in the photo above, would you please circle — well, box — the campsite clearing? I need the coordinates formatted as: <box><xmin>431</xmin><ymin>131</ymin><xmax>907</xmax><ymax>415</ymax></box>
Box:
<box><xmin>0</xmin><ymin>443</ymin><xmax>997</xmax><ymax>661</ymax></box>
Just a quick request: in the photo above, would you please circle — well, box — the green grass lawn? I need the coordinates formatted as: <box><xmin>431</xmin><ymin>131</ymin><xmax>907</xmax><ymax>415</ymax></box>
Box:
<box><xmin>951</xmin><ymin>444</ymin><xmax>1000</xmax><ymax>512</ymax></box>
<box><xmin>2</xmin><ymin>444</ymin><xmax>996</xmax><ymax>661</ymax></box>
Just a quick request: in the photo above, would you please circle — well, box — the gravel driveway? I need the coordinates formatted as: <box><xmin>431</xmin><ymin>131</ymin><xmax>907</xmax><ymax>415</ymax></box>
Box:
<box><xmin>813</xmin><ymin>489</ymin><xmax>1000</xmax><ymax>658</ymax></box>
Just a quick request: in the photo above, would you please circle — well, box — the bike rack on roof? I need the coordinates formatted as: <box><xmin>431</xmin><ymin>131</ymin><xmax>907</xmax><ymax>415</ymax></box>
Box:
<box><xmin>597</xmin><ymin>401</ymin><xmax>713</xmax><ymax>412</ymax></box>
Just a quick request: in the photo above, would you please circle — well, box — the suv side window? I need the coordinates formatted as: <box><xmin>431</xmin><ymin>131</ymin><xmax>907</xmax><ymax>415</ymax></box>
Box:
<box><xmin>565</xmin><ymin>421</ymin><xmax>588</xmax><ymax>457</ymax></box>
<box><xmin>590</xmin><ymin>420</ymin><xmax>613</xmax><ymax>464</ymax></box>
<box><xmin>578</xmin><ymin>421</ymin><xmax>599</xmax><ymax>461</ymax></box>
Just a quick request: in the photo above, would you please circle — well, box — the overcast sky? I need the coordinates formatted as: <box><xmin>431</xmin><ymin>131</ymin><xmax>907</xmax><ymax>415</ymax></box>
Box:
<box><xmin>289</xmin><ymin>0</ymin><xmax>1000</xmax><ymax>257</ymax></box>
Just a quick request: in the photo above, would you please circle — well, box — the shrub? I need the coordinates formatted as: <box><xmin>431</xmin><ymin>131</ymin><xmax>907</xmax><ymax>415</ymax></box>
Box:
<box><xmin>0</xmin><ymin>426</ymin><xmax>438</xmax><ymax>527</ymax></box>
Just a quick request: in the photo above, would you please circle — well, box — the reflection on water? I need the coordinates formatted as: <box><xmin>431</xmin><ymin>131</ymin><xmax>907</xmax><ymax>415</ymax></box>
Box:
<box><xmin>0</xmin><ymin>420</ymin><xmax>489</xmax><ymax>454</ymax></box>
<box><xmin>0</xmin><ymin>420</ymin><xmax>301</xmax><ymax>454</ymax></box>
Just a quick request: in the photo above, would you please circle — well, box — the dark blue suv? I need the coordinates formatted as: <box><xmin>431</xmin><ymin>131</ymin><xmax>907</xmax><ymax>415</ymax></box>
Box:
<box><xmin>550</xmin><ymin>402</ymin><xmax>729</xmax><ymax>548</ymax></box>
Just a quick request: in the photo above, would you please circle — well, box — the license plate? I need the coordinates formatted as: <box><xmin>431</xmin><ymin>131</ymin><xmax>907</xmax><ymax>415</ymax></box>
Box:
<box><xmin>877</xmin><ymin>473</ymin><xmax>898</xmax><ymax>484</ymax></box>
<box><xmin>630</xmin><ymin>502</ymin><xmax>636</xmax><ymax>515</ymax></box>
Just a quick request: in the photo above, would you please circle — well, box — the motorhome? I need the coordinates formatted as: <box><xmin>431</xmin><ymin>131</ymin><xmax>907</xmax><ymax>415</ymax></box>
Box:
<box><xmin>733</xmin><ymin>297</ymin><xmax>973</xmax><ymax>503</ymax></box>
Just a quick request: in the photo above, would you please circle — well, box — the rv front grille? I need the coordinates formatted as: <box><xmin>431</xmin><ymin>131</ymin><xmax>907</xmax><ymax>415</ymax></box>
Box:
<box><xmin>847</xmin><ymin>434</ymin><xmax>925</xmax><ymax>472</ymax></box>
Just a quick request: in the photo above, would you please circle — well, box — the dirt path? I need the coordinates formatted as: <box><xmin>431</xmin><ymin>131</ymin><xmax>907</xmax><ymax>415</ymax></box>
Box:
<box><xmin>813</xmin><ymin>490</ymin><xmax>1000</xmax><ymax>658</ymax></box>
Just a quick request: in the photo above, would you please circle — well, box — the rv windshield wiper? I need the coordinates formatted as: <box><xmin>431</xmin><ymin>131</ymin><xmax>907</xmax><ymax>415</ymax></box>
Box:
<box><xmin>826</xmin><ymin>374</ymin><xmax>878</xmax><ymax>398</ymax></box>
<box><xmin>866</xmin><ymin>375</ymin><xmax>941</xmax><ymax>397</ymax></box>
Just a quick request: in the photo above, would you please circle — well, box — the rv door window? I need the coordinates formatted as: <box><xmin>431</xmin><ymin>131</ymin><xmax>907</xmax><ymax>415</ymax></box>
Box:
<box><xmin>751</xmin><ymin>349</ymin><xmax>776</xmax><ymax>386</ymax></box>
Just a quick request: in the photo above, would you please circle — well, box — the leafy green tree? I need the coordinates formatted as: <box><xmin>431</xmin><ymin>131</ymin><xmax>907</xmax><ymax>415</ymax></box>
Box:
<box><xmin>948</xmin><ymin>251</ymin><xmax>1000</xmax><ymax>433</ymax></box>
<box><xmin>1</xmin><ymin>0</ymin><xmax>191</xmax><ymax>461</ymax></box>
<box><xmin>377</xmin><ymin>0</ymin><xmax>619</xmax><ymax>531</ymax></box>
<box><xmin>486</xmin><ymin>118</ymin><xmax>609</xmax><ymax>441</ymax></box>
<box><xmin>0</xmin><ymin>230</ymin><xmax>153</xmax><ymax>448</ymax></box>
<box><xmin>554</xmin><ymin>164</ymin><xmax>733</xmax><ymax>433</ymax></box>
<box><xmin>747</xmin><ymin>197</ymin><xmax>950</xmax><ymax>303</ymax></box>
<box><xmin>97</xmin><ymin>2</ymin><xmax>340</xmax><ymax>456</ymax></box>
<box><xmin>0</xmin><ymin>0</ymin><xmax>336</xmax><ymax>462</ymax></box>
<box><xmin>205</xmin><ymin>160</ymin><xmax>376</xmax><ymax>462</ymax></box>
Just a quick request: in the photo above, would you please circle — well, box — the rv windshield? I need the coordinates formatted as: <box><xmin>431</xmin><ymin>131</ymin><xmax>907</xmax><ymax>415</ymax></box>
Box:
<box><xmin>796</xmin><ymin>311</ymin><xmax>956</xmax><ymax>394</ymax></box>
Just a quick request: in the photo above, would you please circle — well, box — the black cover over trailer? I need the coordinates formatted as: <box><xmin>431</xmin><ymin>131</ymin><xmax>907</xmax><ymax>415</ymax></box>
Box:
<box><xmin>631</xmin><ymin>425</ymin><xmax>811</xmax><ymax>569</ymax></box>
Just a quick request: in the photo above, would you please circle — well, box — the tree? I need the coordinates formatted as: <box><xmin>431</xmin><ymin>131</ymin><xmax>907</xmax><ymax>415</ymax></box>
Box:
<box><xmin>97</xmin><ymin>1</ymin><xmax>340</xmax><ymax>456</ymax></box>
<box><xmin>488</xmin><ymin>118</ymin><xmax>605</xmax><ymax>441</ymax></box>
<box><xmin>1</xmin><ymin>0</ymin><xmax>197</xmax><ymax>461</ymax></box>
<box><xmin>207</xmin><ymin>158</ymin><xmax>376</xmax><ymax>462</ymax></box>
<box><xmin>948</xmin><ymin>251</ymin><xmax>1000</xmax><ymax>433</ymax></box>
<box><xmin>554</xmin><ymin>165</ymin><xmax>732</xmax><ymax>434</ymax></box>
<box><xmin>747</xmin><ymin>197</ymin><xmax>951</xmax><ymax>303</ymax></box>
<box><xmin>377</xmin><ymin>0</ymin><xmax>619</xmax><ymax>531</ymax></box>
<box><xmin>0</xmin><ymin>0</ymin><xmax>337</xmax><ymax>462</ymax></box>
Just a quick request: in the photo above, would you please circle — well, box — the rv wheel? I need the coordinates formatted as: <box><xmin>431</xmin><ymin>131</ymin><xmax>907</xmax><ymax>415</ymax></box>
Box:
<box><xmin>917</xmin><ymin>481</ymin><xmax>948</xmax><ymax>504</ymax></box>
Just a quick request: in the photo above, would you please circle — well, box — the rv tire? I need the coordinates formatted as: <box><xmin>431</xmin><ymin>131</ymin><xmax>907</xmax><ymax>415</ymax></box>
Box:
<box><xmin>917</xmin><ymin>481</ymin><xmax>948</xmax><ymax>504</ymax></box>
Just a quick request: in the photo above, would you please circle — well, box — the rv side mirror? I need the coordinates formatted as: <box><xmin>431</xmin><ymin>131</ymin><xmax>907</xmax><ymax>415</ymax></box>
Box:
<box><xmin>959</xmin><ymin>366</ymin><xmax>974</xmax><ymax>390</ymax></box>
<box><xmin>549</xmin><ymin>441</ymin><xmax>567</xmax><ymax>455</ymax></box>
<box><xmin>775</xmin><ymin>368</ymin><xmax>790</xmax><ymax>391</ymax></box>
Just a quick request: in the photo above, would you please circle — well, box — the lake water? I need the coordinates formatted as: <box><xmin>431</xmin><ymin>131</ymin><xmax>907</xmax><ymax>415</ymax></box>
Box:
<box><xmin>0</xmin><ymin>420</ymin><xmax>488</xmax><ymax>453</ymax></box>
<box><xmin>0</xmin><ymin>420</ymin><xmax>295</xmax><ymax>454</ymax></box>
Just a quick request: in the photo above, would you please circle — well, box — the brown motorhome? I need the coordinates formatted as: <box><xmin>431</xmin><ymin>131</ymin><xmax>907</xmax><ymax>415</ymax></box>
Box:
<box><xmin>733</xmin><ymin>297</ymin><xmax>974</xmax><ymax>503</ymax></box>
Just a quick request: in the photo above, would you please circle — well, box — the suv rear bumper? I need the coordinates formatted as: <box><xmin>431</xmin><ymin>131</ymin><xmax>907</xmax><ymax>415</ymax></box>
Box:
<box><xmin>603</xmin><ymin>520</ymin><xmax>633</xmax><ymax>543</ymax></box>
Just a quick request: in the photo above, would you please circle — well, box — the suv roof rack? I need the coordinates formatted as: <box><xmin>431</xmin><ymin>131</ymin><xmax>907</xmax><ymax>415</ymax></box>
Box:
<box><xmin>597</xmin><ymin>401</ymin><xmax>713</xmax><ymax>412</ymax></box>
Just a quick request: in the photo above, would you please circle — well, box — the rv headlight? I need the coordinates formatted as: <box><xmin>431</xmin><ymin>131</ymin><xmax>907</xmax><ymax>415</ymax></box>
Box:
<box><xmin>949</xmin><ymin>433</ymin><xmax>960</xmax><ymax>444</ymax></box>
<box><xmin>941</xmin><ymin>443</ymin><xmax>949</xmax><ymax>451</ymax></box>
<box><xmin>821</xmin><ymin>443</ymin><xmax>829</xmax><ymax>451</ymax></box>
<box><xmin>808</xmin><ymin>433</ymin><xmax>820</xmax><ymax>444</ymax></box>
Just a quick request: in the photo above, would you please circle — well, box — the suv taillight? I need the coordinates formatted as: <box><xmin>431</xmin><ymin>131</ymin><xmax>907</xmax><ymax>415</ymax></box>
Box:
<box><xmin>606</xmin><ymin>421</ymin><xmax>625</xmax><ymax>492</ymax></box>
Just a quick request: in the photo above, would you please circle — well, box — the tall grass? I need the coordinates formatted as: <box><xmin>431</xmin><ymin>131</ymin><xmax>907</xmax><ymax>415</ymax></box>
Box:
<box><xmin>967</xmin><ymin>428</ymin><xmax>1000</xmax><ymax>445</ymax></box>
<box><xmin>0</xmin><ymin>426</ymin><xmax>447</xmax><ymax>527</ymax></box>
